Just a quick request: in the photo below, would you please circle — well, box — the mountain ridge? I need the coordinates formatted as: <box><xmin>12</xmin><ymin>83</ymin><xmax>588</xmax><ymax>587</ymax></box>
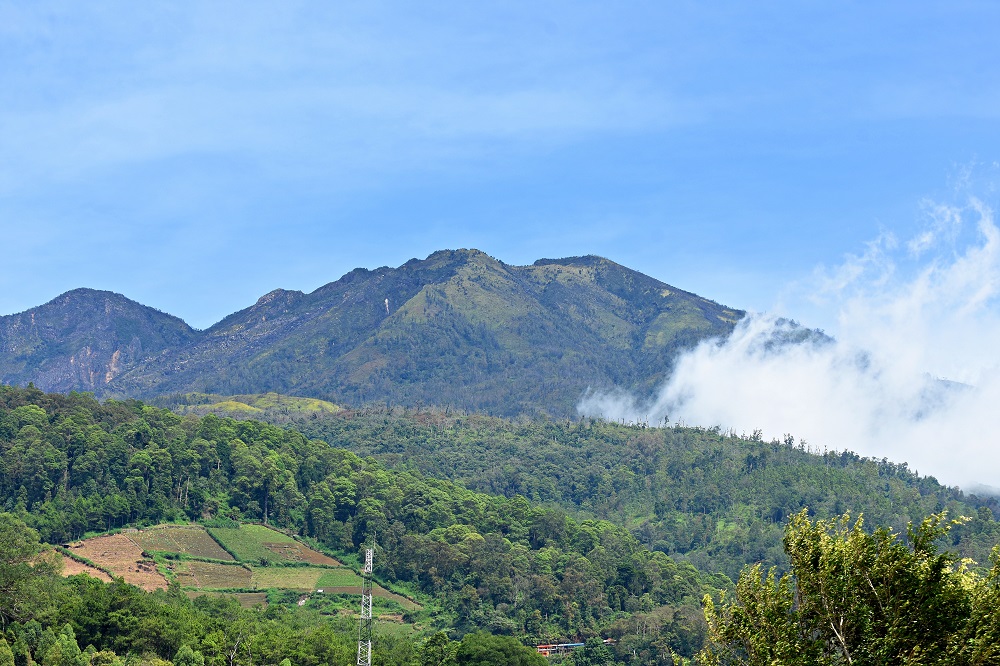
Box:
<box><xmin>0</xmin><ymin>249</ymin><xmax>743</xmax><ymax>416</ymax></box>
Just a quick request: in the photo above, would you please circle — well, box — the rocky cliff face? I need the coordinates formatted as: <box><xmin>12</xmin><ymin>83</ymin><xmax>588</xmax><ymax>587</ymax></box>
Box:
<box><xmin>0</xmin><ymin>289</ymin><xmax>198</xmax><ymax>393</ymax></box>
<box><xmin>0</xmin><ymin>251</ymin><xmax>743</xmax><ymax>416</ymax></box>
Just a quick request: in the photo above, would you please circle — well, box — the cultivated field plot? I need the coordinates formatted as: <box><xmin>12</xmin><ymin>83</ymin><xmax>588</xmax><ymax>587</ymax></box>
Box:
<box><xmin>65</xmin><ymin>534</ymin><xmax>167</xmax><ymax>591</ymax></box>
<box><xmin>316</xmin><ymin>569</ymin><xmax>364</xmax><ymax>588</ymax></box>
<box><xmin>207</xmin><ymin>525</ymin><xmax>340</xmax><ymax>565</ymax></box>
<box><xmin>186</xmin><ymin>591</ymin><xmax>268</xmax><ymax>608</ymax></box>
<box><xmin>170</xmin><ymin>560</ymin><xmax>252</xmax><ymax>589</ymax></box>
<box><xmin>250</xmin><ymin>566</ymin><xmax>349</xmax><ymax>590</ymax></box>
<box><xmin>59</xmin><ymin>553</ymin><xmax>112</xmax><ymax>582</ymax></box>
<box><xmin>132</xmin><ymin>525</ymin><xmax>234</xmax><ymax>560</ymax></box>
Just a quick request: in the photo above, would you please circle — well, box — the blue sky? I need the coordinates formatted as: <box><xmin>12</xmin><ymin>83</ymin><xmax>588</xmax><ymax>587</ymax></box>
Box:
<box><xmin>2</xmin><ymin>2</ymin><xmax>1000</xmax><ymax>331</ymax></box>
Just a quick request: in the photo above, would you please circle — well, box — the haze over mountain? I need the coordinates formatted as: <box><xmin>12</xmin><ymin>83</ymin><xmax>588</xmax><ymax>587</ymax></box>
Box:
<box><xmin>0</xmin><ymin>249</ymin><xmax>741</xmax><ymax>416</ymax></box>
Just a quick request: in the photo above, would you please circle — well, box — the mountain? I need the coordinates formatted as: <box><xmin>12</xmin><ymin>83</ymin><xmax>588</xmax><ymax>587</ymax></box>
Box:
<box><xmin>0</xmin><ymin>288</ymin><xmax>197</xmax><ymax>392</ymax></box>
<box><xmin>0</xmin><ymin>250</ymin><xmax>743</xmax><ymax>416</ymax></box>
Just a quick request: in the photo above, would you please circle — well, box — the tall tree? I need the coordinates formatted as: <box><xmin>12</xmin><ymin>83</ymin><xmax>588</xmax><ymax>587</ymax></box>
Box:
<box><xmin>699</xmin><ymin>510</ymin><xmax>1000</xmax><ymax>665</ymax></box>
<box><xmin>0</xmin><ymin>513</ymin><xmax>60</xmax><ymax>627</ymax></box>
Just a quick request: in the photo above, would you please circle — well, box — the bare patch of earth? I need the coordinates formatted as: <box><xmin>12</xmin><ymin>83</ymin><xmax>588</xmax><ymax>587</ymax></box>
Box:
<box><xmin>58</xmin><ymin>553</ymin><xmax>113</xmax><ymax>581</ymax></box>
<box><xmin>65</xmin><ymin>534</ymin><xmax>166</xmax><ymax>591</ymax></box>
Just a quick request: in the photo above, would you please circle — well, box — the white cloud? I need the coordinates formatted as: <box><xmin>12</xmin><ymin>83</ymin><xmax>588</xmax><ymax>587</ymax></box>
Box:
<box><xmin>580</xmin><ymin>198</ymin><xmax>1000</xmax><ymax>489</ymax></box>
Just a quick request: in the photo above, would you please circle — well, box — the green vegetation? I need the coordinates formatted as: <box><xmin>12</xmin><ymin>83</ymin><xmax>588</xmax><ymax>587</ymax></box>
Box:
<box><xmin>699</xmin><ymin>510</ymin><xmax>1000</xmax><ymax>665</ymax></box>
<box><xmin>1</xmin><ymin>251</ymin><xmax>742</xmax><ymax>417</ymax></box>
<box><xmin>0</xmin><ymin>512</ymin><xmax>61</xmax><ymax>625</ymax></box>
<box><xmin>206</xmin><ymin>525</ymin><xmax>299</xmax><ymax>564</ymax></box>
<box><xmin>315</xmin><ymin>569</ymin><xmax>364</xmax><ymax>588</ymax></box>
<box><xmin>0</xmin><ymin>513</ymin><xmax>419</xmax><ymax>665</ymax></box>
<box><xmin>5</xmin><ymin>384</ymin><xmax>1000</xmax><ymax>662</ymax></box>
<box><xmin>0</xmin><ymin>386</ymin><xmax>715</xmax><ymax>659</ymax></box>
<box><xmin>251</xmin><ymin>567</ymin><xmax>352</xmax><ymax>591</ymax></box>
<box><xmin>134</xmin><ymin>525</ymin><xmax>235</xmax><ymax>561</ymax></box>
<box><xmin>169</xmin><ymin>393</ymin><xmax>341</xmax><ymax>419</ymax></box>
<box><xmin>281</xmin><ymin>406</ymin><xmax>1000</xmax><ymax>581</ymax></box>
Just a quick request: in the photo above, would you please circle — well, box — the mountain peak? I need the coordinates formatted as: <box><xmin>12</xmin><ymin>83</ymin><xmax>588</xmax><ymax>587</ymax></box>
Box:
<box><xmin>0</xmin><ymin>288</ymin><xmax>197</xmax><ymax>392</ymax></box>
<box><xmin>2</xmin><ymin>251</ymin><xmax>743</xmax><ymax>416</ymax></box>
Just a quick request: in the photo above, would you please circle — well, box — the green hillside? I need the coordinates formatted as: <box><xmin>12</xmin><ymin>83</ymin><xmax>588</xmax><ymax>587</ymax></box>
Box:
<box><xmin>0</xmin><ymin>250</ymin><xmax>742</xmax><ymax>417</ymax></box>
<box><xmin>4</xmin><ymin>386</ymin><xmax>1000</xmax><ymax>663</ymax></box>
<box><xmin>0</xmin><ymin>385</ymin><xmax>717</xmax><ymax>658</ymax></box>
<box><xmin>256</xmin><ymin>404</ymin><xmax>1000</xmax><ymax>582</ymax></box>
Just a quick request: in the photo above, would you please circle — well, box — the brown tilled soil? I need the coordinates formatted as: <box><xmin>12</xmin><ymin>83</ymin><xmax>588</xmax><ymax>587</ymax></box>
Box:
<box><xmin>378</xmin><ymin>613</ymin><xmax>405</xmax><ymax>623</ymax></box>
<box><xmin>59</xmin><ymin>553</ymin><xmax>113</xmax><ymax>581</ymax></box>
<box><xmin>65</xmin><ymin>534</ymin><xmax>167</xmax><ymax>591</ymax></box>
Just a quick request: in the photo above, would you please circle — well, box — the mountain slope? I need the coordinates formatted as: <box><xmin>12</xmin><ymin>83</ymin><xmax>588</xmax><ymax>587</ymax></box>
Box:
<box><xmin>0</xmin><ymin>288</ymin><xmax>197</xmax><ymax>392</ymax></box>
<box><xmin>1</xmin><ymin>250</ymin><xmax>742</xmax><ymax>416</ymax></box>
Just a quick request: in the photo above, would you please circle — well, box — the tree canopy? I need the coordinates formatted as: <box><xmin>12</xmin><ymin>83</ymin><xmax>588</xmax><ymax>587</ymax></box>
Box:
<box><xmin>699</xmin><ymin>510</ymin><xmax>1000</xmax><ymax>665</ymax></box>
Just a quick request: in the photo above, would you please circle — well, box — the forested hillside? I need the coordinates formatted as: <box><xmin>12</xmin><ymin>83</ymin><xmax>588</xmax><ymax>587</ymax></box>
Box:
<box><xmin>0</xmin><ymin>386</ymin><xmax>718</xmax><ymax>660</ymax></box>
<box><xmin>219</xmin><ymin>403</ymin><xmax>1000</xmax><ymax>582</ymax></box>
<box><xmin>0</xmin><ymin>250</ymin><xmax>742</xmax><ymax>417</ymax></box>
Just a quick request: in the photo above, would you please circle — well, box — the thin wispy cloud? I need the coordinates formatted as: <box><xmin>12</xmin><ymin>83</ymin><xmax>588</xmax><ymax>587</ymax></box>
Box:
<box><xmin>580</xmin><ymin>195</ymin><xmax>1000</xmax><ymax>489</ymax></box>
<box><xmin>0</xmin><ymin>4</ymin><xmax>677</xmax><ymax>197</ymax></box>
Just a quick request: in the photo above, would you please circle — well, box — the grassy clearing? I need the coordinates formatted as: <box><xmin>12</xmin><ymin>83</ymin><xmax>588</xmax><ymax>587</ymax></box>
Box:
<box><xmin>185</xmin><ymin>591</ymin><xmax>268</xmax><ymax>608</ymax></box>
<box><xmin>207</xmin><ymin>525</ymin><xmax>298</xmax><ymax>562</ymax></box>
<box><xmin>167</xmin><ymin>393</ymin><xmax>340</xmax><ymax>417</ymax></box>
<box><xmin>251</xmin><ymin>566</ymin><xmax>332</xmax><ymax>590</ymax></box>
<box><xmin>133</xmin><ymin>525</ymin><xmax>234</xmax><ymax>560</ymax></box>
<box><xmin>315</xmin><ymin>569</ymin><xmax>363</xmax><ymax>588</ymax></box>
<box><xmin>170</xmin><ymin>560</ymin><xmax>253</xmax><ymax>589</ymax></box>
<box><xmin>206</xmin><ymin>524</ymin><xmax>338</xmax><ymax>564</ymax></box>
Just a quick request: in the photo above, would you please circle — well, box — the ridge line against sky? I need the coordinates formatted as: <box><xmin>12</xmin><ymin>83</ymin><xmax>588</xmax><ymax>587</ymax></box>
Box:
<box><xmin>2</xmin><ymin>2</ymin><xmax>1000</xmax><ymax>334</ymax></box>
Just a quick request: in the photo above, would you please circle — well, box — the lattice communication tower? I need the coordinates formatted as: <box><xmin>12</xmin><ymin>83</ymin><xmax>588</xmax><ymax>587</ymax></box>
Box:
<box><xmin>357</xmin><ymin>536</ymin><xmax>375</xmax><ymax>666</ymax></box>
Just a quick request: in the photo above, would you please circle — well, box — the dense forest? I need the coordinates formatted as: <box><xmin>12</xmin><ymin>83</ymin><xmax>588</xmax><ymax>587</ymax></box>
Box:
<box><xmin>0</xmin><ymin>386</ymin><xmax>718</xmax><ymax>663</ymax></box>
<box><xmin>201</xmin><ymin>403</ymin><xmax>1000</xmax><ymax>581</ymax></box>
<box><xmin>6</xmin><ymin>385</ymin><xmax>1000</xmax><ymax>664</ymax></box>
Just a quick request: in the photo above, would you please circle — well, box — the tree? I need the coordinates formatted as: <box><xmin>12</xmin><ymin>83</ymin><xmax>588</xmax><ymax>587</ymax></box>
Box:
<box><xmin>0</xmin><ymin>513</ymin><xmax>60</xmax><ymax>626</ymax></box>
<box><xmin>420</xmin><ymin>632</ymin><xmax>456</xmax><ymax>666</ymax></box>
<box><xmin>699</xmin><ymin>510</ymin><xmax>1000</xmax><ymax>666</ymax></box>
<box><xmin>570</xmin><ymin>637</ymin><xmax>617</xmax><ymax>666</ymax></box>
<box><xmin>454</xmin><ymin>632</ymin><xmax>545</xmax><ymax>666</ymax></box>
<box><xmin>173</xmin><ymin>645</ymin><xmax>205</xmax><ymax>666</ymax></box>
<box><xmin>0</xmin><ymin>637</ymin><xmax>14</xmax><ymax>666</ymax></box>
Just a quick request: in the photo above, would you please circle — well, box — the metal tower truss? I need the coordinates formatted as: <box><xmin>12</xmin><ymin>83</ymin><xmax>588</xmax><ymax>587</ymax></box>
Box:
<box><xmin>357</xmin><ymin>538</ymin><xmax>375</xmax><ymax>666</ymax></box>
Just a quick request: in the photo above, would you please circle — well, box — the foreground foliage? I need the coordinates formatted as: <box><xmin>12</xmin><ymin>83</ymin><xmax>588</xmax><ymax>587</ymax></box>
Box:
<box><xmin>699</xmin><ymin>510</ymin><xmax>1000</xmax><ymax>665</ymax></box>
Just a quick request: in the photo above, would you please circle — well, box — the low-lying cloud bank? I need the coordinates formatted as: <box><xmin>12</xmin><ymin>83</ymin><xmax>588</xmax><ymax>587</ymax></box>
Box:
<box><xmin>580</xmin><ymin>197</ymin><xmax>1000</xmax><ymax>490</ymax></box>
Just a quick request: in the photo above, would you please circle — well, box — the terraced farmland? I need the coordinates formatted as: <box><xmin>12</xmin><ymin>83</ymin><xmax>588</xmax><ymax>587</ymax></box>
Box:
<box><xmin>206</xmin><ymin>524</ymin><xmax>341</xmax><ymax>565</ymax></box>
<box><xmin>63</xmin><ymin>533</ymin><xmax>167</xmax><ymax>591</ymax></box>
<box><xmin>185</xmin><ymin>591</ymin><xmax>268</xmax><ymax>608</ymax></box>
<box><xmin>169</xmin><ymin>560</ymin><xmax>253</xmax><ymax>589</ymax></box>
<box><xmin>252</xmin><ymin>566</ymin><xmax>359</xmax><ymax>590</ymax></box>
<box><xmin>132</xmin><ymin>525</ymin><xmax>234</xmax><ymax>560</ymax></box>
<box><xmin>58</xmin><ymin>553</ymin><xmax>112</xmax><ymax>581</ymax></box>
<box><xmin>56</xmin><ymin>522</ymin><xmax>419</xmax><ymax>611</ymax></box>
